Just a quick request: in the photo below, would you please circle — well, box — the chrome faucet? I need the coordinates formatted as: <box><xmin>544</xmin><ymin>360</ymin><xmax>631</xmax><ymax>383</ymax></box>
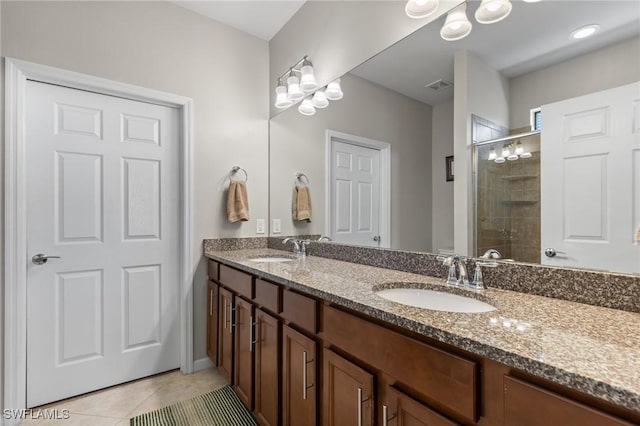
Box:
<box><xmin>441</xmin><ymin>255</ymin><xmax>469</xmax><ymax>287</ymax></box>
<box><xmin>317</xmin><ymin>236</ymin><xmax>332</xmax><ymax>242</ymax></box>
<box><xmin>283</xmin><ymin>238</ymin><xmax>301</xmax><ymax>256</ymax></box>
<box><xmin>481</xmin><ymin>249</ymin><xmax>502</xmax><ymax>259</ymax></box>
<box><xmin>282</xmin><ymin>238</ymin><xmax>311</xmax><ymax>258</ymax></box>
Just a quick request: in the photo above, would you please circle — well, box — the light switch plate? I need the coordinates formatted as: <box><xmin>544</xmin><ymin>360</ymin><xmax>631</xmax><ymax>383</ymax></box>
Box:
<box><xmin>272</xmin><ymin>219</ymin><xmax>281</xmax><ymax>234</ymax></box>
<box><xmin>256</xmin><ymin>219</ymin><xmax>265</xmax><ymax>234</ymax></box>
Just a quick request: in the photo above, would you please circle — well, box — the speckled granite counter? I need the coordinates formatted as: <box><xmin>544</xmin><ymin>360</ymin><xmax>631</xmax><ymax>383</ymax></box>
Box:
<box><xmin>204</xmin><ymin>247</ymin><xmax>640</xmax><ymax>413</ymax></box>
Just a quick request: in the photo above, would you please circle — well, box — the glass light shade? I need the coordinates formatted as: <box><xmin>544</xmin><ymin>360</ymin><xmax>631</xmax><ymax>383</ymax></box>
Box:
<box><xmin>298</xmin><ymin>98</ymin><xmax>316</xmax><ymax>116</ymax></box>
<box><xmin>440</xmin><ymin>4</ymin><xmax>472</xmax><ymax>41</ymax></box>
<box><xmin>275</xmin><ymin>85</ymin><xmax>292</xmax><ymax>108</ymax></box>
<box><xmin>488</xmin><ymin>148</ymin><xmax>497</xmax><ymax>161</ymax></box>
<box><xmin>300</xmin><ymin>65</ymin><xmax>318</xmax><ymax>92</ymax></box>
<box><xmin>520</xmin><ymin>152</ymin><xmax>533</xmax><ymax>159</ymax></box>
<box><xmin>287</xmin><ymin>75</ymin><xmax>304</xmax><ymax>101</ymax></box>
<box><xmin>405</xmin><ymin>0</ymin><xmax>439</xmax><ymax>19</ymax></box>
<box><xmin>325</xmin><ymin>79</ymin><xmax>344</xmax><ymax>100</ymax></box>
<box><xmin>501</xmin><ymin>145</ymin><xmax>511</xmax><ymax>157</ymax></box>
<box><xmin>494</xmin><ymin>157</ymin><xmax>506</xmax><ymax>164</ymax></box>
<box><xmin>507</xmin><ymin>154</ymin><xmax>519</xmax><ymax>161</ymax></box>
<box><xmin>514</xmin><ymin>141</ymin><xmax>524</xmax><ymax>155</ymax></box>
<box><xmin>475</xmin><ymin>0</ymin><xmax>512</xmax><ymax>24</ymax></box>
<box><xmin>312</xmin><ymin>90</ymin><xmax>329</xmax><ymax>108</ymax></box>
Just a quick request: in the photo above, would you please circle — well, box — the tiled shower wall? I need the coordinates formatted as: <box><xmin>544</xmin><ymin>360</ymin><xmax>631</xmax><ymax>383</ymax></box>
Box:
<box><xmin>473</xmin><ymin>117</ymin><xmax>541</xmax><ymax>263</ymax></box>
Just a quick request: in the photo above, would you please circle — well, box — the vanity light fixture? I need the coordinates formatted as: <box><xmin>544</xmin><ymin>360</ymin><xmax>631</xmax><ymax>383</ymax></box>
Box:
<box><xmin>501</xmin><ymin>145</ymin><xmax>511</xmax><ymax>158</ymax></box>
<box><xmin>275</xmin><ymin>78</ymin><xmax>293</xmax><ymax>109</ymax></box>
<box><xmin>286</xmin><ymin>72</ymin><xmax>305</xmax><ymax>102</ymax></box>
<box><xmin>275</xmin><ymin>56</ymin><xmax>344</xmax><ymax>116</ymax></box>
<box><xmin>298</xmin><ymin>97</ymin><xmax>316</xmax><ymax>116</ymax></box>
<box><xmin>299</xmin><ymin>58</ymin><xmax>318</xmax><ymax>92</ymax></box>
<box><xmin>405</xmin><ymin>0</ymin><xmax>439</xmax><ymax>19</ymax></box>
<box><xmin>514</xmin><ymin>140</ymin><xmax>524</xmax><ymax>156</ymax></box>
<box><xmin>488</xmin><ymin>147</ymin><xmax>497</xmax><ymax>161</ymax></box>
<box><xmin>325</xmin><ymin>78</ymin><xmax>344</xmax><ymax>100</ymax></box>
<box><xmin>475</xmin><ymin>0</ymin><xmax>512</xmax><ymax>24</ymax></box>
<box><xmin>571</xmin><ymin>24</ymin><xmax>600</xmax><ymax>40</ymax></box>
<box><xmin>440</xmin><ymin>3</ymin><xmax>472</xmax><ymax>41</ymax></box>
<box><xmin>312</xmin><ymin>89</ymin><xmax>329</xmax><ymax>108</ymax></box>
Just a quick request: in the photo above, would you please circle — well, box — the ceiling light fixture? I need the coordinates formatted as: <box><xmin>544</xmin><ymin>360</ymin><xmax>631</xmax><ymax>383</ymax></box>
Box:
<box><xmin>405</xmin><ymin>0</ymin><xmax>439</xmax><ymax>19</ymax></box>
<box><xmin>475</xmin><ymin>0</ymin><xmax>512</xmax><ymax>24</ymax></box>
<box><xmin>274</xmin><ymin>55</ymin><xmax>344</xmax><ymax>116</ymax></box>
<box><xmin>440</xmin><ymin>3</ymin><xmax>472</xmax><ymax>41</ymax></box>
<box><xmin>571</xmin><ymin>24</ymin><xmax>600</xmax><ymax>40</ymax></box>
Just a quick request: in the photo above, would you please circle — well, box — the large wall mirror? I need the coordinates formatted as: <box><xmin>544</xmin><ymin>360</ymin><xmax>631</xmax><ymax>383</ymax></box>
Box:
<box><xmin>269</xmin><ymin>0</ymin><xmax>640</xmax><ymax>274</ymax></box>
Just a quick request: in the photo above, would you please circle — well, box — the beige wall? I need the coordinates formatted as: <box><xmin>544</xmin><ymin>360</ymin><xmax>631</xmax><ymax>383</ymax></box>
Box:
<box><xmin>270</xmin><ymin>73</ymin><xmax>433</xmax><ymax>251</ymax></box>
<box><xmin>510</xmin><ymin>36</ymin><xmax>640</xmax><ymax>128</ymax></box>
<box><xmin>1</xmin><ymin>0</ymin><xmax>269</xmax><ymax>376</ymax></box>
<box><xmin>269</xmin><ymin>0</ymin><xmax>459</xmax><ymax>117</ymax></box>
<box><xmin>431</xmin><ymin>100</ymin><xmax>454</xmax><ymax>253</ymax></box>
<box><xmin>454</xmin><ymin>50</ymin><xmax>509</xmax><ymax>255</ymax></box>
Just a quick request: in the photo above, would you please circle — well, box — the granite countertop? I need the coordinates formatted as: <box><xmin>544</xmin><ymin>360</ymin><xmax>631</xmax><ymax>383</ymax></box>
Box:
<box><xmin>204</xmin><ymin>247</ymin><xmax>640</xmax><ymax>413</ymax></box>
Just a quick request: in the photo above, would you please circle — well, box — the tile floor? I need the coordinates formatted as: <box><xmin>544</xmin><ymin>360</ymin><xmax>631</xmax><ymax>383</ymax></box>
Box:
<box><xmin>19</xmin><ymin>368</ymin><xmax>227</xmax><ymax>425</ymax></box>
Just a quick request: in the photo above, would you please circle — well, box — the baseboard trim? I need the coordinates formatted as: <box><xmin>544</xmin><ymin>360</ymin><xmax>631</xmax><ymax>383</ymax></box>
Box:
<box><xmin>193</xmin><ymin>357</ymin><xmax>214</xmax><ymax>372</ymax></box>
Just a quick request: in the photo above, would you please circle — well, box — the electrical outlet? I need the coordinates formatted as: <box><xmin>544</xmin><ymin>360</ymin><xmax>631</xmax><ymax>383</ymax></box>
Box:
<box><xmin>272</xmin><ymin>219</ymin><xmax>281</xmax><ymax>234</ymax></box>
<box><xmin>256</xmin><ymin>219</ymin><xmax>265</xmax><ymax>234</ymax></box>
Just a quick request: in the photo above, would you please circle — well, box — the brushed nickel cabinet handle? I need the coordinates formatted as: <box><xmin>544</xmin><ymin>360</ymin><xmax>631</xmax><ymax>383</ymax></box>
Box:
<box><xmin>357</xmin><ymin>387</ymin><xmax>363</xmax><ymax>426</ymax></box>
<box><xmin>303</xmin><ymin>350</ymin><xmax>308</xmax><ymax>400</ymax></box>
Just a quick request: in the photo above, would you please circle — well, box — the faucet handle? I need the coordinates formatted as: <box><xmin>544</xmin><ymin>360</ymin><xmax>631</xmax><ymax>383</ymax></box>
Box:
<box><xmin>469</xmin><ymin>261</ymin><xmax>498</xmax><ymax>290</ymax></box>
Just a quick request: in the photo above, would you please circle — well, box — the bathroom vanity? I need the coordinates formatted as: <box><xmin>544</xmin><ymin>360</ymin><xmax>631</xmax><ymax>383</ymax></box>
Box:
<box><xmin>204</xmin><ymin>246</ymin><xmax>640</xmax><ymax>426</ymax></box>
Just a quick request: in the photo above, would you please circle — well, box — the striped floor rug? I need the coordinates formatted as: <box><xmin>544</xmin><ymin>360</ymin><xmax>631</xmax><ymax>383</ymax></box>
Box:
<box><xmin>130</xmin><ymin>385</ymin><xmax>258</xmax><ymax>426</ymax></box>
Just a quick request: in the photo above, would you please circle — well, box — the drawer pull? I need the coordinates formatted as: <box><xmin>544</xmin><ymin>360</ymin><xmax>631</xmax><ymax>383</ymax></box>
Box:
<box><xmin>358</xmin><ymin>388</ymin><xmax>363</xmax><ymax>426</ymax></box>
<box><xmin>382</xmin><ymin>405</ymin><xmax>396</xmax><ymax>426</ymax></box>
<box><xmin>249</xmin><ymin>317</ymin><xmax>257</xmax><ymax>352</ymax></box>
<box><xmin>303</xmin><ymin>350</ymin><xmax>308</xmax><ymax>400</ymax></box>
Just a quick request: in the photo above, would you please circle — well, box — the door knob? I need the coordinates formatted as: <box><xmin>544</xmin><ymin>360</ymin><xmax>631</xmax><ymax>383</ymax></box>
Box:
<box><xmin>32</xmin><ymin>254</ymin><xmax>61</xmax><ymax>265</ymax></box>
<box><xmin>544</xmin><ymin>248</ymin><xmax>566</xmax><ymax>258</ymax></box>
<box><xmin>373</xmin><ymin>236</ymin><xmax>381</xmax><ymax>242</ymax></box>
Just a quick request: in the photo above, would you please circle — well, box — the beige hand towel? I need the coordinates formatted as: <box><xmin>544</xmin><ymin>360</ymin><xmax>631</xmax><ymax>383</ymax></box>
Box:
<box><xmin>227</xmin><ymin>181</ymin><xmax>249</xmax><ymax>223</ymax></box>
<box><xmin>635</xmin><ymin>225</ymin><xmax>640</xmax><ymax>245</ymax></box>
<box><xmin>292</xmin><ymin>185</ymin><xmax>312</xmax><ymax>222</ymax></box>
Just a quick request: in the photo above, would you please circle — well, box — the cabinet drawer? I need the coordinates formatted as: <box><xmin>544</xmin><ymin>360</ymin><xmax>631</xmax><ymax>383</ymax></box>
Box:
<box><xmin>219</xmin><ymin>265</ymin><xmax>253</xmax><ymax>298</ymax></box>
<box><xmin>255</xmin><ymin>278</ymin><xmax>281</xmax><ymax>314</ymax></box>
<box><xmin>208</xmin><ymin>259</ymin><xmax>219</xmax><ymax>281</ymax></box>
<box><xmin>504</xmin><ymin>376</ymin><xmax>634</xmax><ymax>426</ymax></box>
<box><xmin>384</xmin><ymin>386</ymin><xmax>460</xmax><ymax>426</ymax></box>
<box><xmin>323</xmin><ymin>306</ymin><xmax>478</xmax><ymax>423</ymax></box>
<box><xmin>282</xmin><ymin>289</ymin><xmax>317</xmax><ymax>334</ymax></box>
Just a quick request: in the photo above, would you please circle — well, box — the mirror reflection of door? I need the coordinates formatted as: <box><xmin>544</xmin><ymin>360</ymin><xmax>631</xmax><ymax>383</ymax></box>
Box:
<box><xmin>327</xmin><ymin>132</ymin><xmax>390</xmax><ymax>247</ymax></box>
<box><xmin>541</xmin><ymin>81</ymin><xmax>640</xmax><ymax>274</ymax></box>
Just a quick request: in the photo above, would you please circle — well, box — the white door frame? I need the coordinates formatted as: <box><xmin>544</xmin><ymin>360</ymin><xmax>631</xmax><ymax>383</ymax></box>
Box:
<box><xmin>4</xmin><ymin>58</ymin><xmax>194</xmax><ymax>419</ymax></box>
<box><xmin>325</xmin><ymin>130</ymin><xmax>391</xmax><ymax>248</ymax></box>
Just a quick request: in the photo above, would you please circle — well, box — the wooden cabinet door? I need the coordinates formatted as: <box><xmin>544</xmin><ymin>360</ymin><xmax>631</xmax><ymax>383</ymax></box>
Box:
<box><xmin>218</xmin><ymin>287</ymin><xmax>234</xmax><ymax>384</ymax></box>
<box><xmin>383</xmin><ymin>386</ymin><xmax>459</xmax><ymax>426</ymax></box>
<box><xmin>234</xmin><ymin>296</ymin><xmax>254</xmax><ymax>410</ymax></box>
<box><xmin>282</xmin><ymin>325</ymin><xmax>316</xmax><ymax>426</ymax></box>
<box><xmin>255</xmin><ymin>309</ymin><xmax>280</xmax><ymax>426</ymax></box>
<box><xmin>207</xmin><ymin>281</ymin><xmax>219</xmax><ymax>364</ymax></box>
<box><xmin>504</xmin><ymin>376</ymin><xmax>634</xmax><ymax>426</ymax></box>
<box><xmin>323</xmin><ymin>349</ymin><xmax>374</xmax><ymax>426</ymax></box>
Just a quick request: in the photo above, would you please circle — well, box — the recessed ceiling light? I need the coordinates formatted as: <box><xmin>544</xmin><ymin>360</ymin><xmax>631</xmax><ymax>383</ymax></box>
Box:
<box><xmin>571</xmin><ymin>24</ymin><xmax>600</xmax><ymax>40</ymax></box>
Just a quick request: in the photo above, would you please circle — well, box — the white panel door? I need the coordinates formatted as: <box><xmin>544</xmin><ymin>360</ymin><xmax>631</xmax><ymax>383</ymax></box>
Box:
<box><xmin>26</xmin><ymin>81</ymin><xmax>180</xmax><ymax>406</ymax></box>
<box><xmin>541</xmin><ymin>81</ymin><xmax>640</xmax><ymax>273</ymax></box>
<box><xmin>330</xmin><ymin>140</ymin><xmax>381</xmax><ymax>247</ymax></box>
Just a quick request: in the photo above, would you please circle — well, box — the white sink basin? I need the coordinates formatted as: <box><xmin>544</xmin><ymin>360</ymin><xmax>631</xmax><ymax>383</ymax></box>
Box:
<box><xmin>376</xmin><ymin>288</ymin><xmax>496</xmax><ymax>313</ymax></box>
<box><xmin>249</xmin><ymin>256</ymin><xmax>295</xmax><ymax>263</ymax></box>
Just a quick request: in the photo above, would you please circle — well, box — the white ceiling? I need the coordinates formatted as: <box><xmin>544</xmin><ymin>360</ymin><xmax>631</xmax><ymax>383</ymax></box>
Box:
<box><xmin>351</xmin><ymin>1</ymin><xmax>640</xmax><ymax>106</ymax></box>
<box><xmin>171</xmin><ymin>0</ymin><xmax>306</xmax><ymax>40</ymax></box>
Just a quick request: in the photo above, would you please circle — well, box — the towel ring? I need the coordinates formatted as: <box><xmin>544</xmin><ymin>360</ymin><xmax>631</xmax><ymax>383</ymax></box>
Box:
<box><xmin>230</xmin><ymin>166</ymin><xmax>248</xmax><ymax>182</ymax></box>
<box><xmin>296</xmin><ymin>172</ymin><xmax>309</xmax><ymax>186</ymax></box>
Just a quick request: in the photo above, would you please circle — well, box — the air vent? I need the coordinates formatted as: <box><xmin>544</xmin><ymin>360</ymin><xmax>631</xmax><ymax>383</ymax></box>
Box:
<box><xmin>425</xmin><ymin>79</ymin><xmax>453</xmax><ymax>91</ymax></box>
